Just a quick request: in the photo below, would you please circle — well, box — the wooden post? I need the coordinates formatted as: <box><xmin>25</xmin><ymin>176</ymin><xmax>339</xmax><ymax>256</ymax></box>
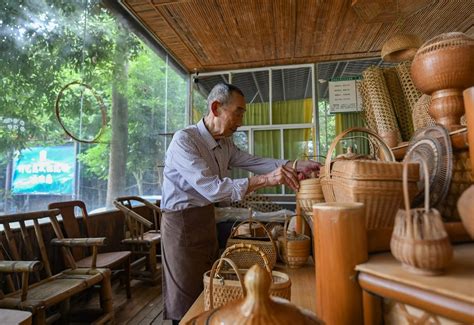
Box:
<box><xmin>313</xmin><ymin>202</ymin><xmax>368</xmax><ymax>325</ymax></box>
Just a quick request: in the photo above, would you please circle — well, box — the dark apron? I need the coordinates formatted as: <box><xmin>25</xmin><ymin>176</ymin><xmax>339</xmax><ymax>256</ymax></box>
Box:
<box><xmin>161</xmin><ymin>204</ymin><xmax>219</xmax><ymax>320</ymax></box>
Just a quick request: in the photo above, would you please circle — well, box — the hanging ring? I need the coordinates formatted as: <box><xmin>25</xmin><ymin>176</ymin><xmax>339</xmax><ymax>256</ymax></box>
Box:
<box><xmin>55</xmin><ymin>81</ymin><xmax>107</xmax><ymax>144</ymax></box>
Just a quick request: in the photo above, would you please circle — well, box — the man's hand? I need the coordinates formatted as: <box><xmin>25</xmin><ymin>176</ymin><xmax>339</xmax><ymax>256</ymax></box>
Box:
<box><xmin>287</xmin><ymin>160</ymin><xmax>321</xmax><ymax>180</ymax></box>
<box><xmin>246</xmin><ymin>165</ymin><xmax>300</xmax><ymax>194</ymax></box>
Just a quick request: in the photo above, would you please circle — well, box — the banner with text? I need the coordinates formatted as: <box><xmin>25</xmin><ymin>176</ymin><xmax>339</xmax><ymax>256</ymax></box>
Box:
<box><xmin>12</xmin><ymin>145</ymin><xmax>76</xmax><ymax>195</ymax></box>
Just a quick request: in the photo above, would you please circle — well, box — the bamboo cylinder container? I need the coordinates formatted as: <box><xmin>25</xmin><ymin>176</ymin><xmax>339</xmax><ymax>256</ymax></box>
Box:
<box><xmin>313</xmin><ymin>202</ymin><xmax>367</xmax><ymax>325</ymax></box>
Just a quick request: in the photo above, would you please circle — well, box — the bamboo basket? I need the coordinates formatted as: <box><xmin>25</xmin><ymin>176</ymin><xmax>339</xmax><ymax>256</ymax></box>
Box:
<box><xmin>226</xmin><ymin>219</ymin><xmax>277</xmax><ymax>270</ymax></box>
<box><xmin>390</xmin><ymin>158</ymin><xmax>453</xmax><ymax>275</ymax></box>
<box><xmin>277</xmin><ymin>216</ymin><xmax>311</xmax><ymax>268</ymax></box>
<box><xmin>203</xmin><ymin>243</ymin><xmax>291</xmax><ymax>310</ymax></box>
<box><xmin>320</xmin><ymin>127</ymin><xmax>419</xmax><ymax>229</ymax></box>
<box><xmin>360</xmin><ymin>66</ymin><xmax>402</xmax><ymax>147</ymax></box>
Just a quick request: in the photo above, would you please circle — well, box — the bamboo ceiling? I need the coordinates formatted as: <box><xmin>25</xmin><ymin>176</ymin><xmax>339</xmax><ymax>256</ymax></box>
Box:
<box><xmin>120</xmin><ymin>0</ymin><xmax>473</xmax><ymax>73</ymax></box>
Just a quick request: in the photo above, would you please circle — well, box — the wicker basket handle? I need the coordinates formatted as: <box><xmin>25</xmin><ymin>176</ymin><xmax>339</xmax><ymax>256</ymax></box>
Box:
<box><xmin>325</xmin><ymin>127</ymin><xmax>395</xmax><ymax>182</ymax></box>
<box><xmin>229</xmin><ymin>219</ymin><xmax>274</xmax><ymax>243</ymax></box>
<box><xmin>220</xmin><ymin>243</ymin><xmax>272</xmax><ymax>275</ymax></box>
<box><xmin>403</xmin><ymin>157</ymin><xmax>430</xmax><ymax>214</ymax></box>
<box><xmin>208</xmin><ymin>257</ymin><xmax>245</xmax><ymax>310</ymax></box>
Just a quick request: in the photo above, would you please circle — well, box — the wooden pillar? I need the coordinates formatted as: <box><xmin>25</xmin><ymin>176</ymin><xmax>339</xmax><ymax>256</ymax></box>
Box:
<box><xmin>313</xmin><ymin>202</ymin><xmax>368</xmax><ymax>325</ymax></box>
<box><xmin>463</xmin><ymin>87</ymin><xmax>474</xmax><ymax>173</ymax></box>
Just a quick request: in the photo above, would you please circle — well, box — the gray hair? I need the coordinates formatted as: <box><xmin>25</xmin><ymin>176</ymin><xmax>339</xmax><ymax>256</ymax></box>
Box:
<box><xmin>207</xmin><ymin>82</ymin><xmax>244</xmax><ymax>110</ymax></box>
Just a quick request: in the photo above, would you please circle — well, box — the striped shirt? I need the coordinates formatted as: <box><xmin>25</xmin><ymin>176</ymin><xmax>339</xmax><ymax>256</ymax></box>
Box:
<box><xmin>161</xmin><ymin>119</ymin><xmax>288</xmax><ymax>212</ymax></box>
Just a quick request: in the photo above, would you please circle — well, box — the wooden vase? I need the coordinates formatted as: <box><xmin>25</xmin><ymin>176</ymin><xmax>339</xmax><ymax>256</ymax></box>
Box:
<box><xmin>411</xmin><ymin>32</ymin><xmax>474</xmax><ymax>131</ymax></box>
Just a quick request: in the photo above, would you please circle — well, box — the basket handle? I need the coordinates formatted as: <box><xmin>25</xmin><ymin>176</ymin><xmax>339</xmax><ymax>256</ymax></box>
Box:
<box><xmin>324</xmin><ymin>127</ymin><xmax>395</xmax><ymax>182</ymax></box>
<box><xmin>403</xmin><ymin>158</ymin><xmax>430</xmax><ymax>214</ymax></box>
<box><xmin>208</xmin><ymin>257</ymin><xmax>245</xmax><ymax>310</ymax></box>
<box><xmin>229</xmin><ymin>219</ymin><xmax>273</xmax><ymax>243</ymax></box>
<box><xmin>220</xmin><ymin>243</ymin><xmax>272</xmax><ymax>275</ymax></box>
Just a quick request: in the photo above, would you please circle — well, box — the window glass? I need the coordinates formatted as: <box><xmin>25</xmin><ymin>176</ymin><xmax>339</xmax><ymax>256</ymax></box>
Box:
<box><xmin>0</xmin><ymin>0</ymin><xmax>187</xmax><ymax>214</ymax></box>
<box><xmin>254</xmin><ymin>130</ymin><xmax>281</xmax><ymax>194</ymax></box>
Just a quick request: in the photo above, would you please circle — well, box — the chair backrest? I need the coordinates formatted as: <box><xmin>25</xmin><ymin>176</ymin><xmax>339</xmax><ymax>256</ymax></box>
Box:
<box><xmin>48</xmin><ymin>200</ymin><xmax>90</xmax><ymax>261</ymax></box>
<box><xmin>113</xmin><ymin>196</ymin><xmax>161</xmax><ymax>241</ymax></box>
<box><xmin>0</xmin><ymin>209</ymin><xmax>76</xmax><ymax>295</ymax></box>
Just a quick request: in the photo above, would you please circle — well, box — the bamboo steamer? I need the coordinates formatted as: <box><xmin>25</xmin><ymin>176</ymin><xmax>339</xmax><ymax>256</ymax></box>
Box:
<box><xmin>190</xmin><ymin>264</ymin><xmax>322</xmax><ymax>325</ymax></box>
<box><xmin>277</xmin><ymin>216</ymin><xmax>311</xmax><ymax>268</ymax></box>
<box><xmin>390</xmin><ymin>158</ymin><xmax>453</xmax><ymax>275</ymax></box>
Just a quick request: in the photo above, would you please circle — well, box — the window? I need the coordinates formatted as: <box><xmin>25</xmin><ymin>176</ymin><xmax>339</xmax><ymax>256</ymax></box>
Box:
<box><xmin>191</xmin><ymin>65</ymin><xmax>317</xmax><ymax>195</ymax></box>
<box><xmin>0</xmin><ymin>0</ymin><xmax>188</xmax><ymax>214</ymax></box>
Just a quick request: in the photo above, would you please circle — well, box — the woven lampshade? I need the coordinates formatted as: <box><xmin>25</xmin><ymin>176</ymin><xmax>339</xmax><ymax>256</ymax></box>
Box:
<box><xmin>381</xmin><ymin>34</ymin><xmax>423</xmax><ymax>62</ymax></box>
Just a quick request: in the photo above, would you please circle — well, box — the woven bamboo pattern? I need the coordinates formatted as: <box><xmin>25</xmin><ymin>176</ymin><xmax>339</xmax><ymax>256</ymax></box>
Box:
<box><xmin>390</xmin><ymin>159</ymin><xmax>453</xmax><ymax>275</ymax></box>
<box><xmin>412</xmin><ymin>94</ymin><xmax>435</xmax><ymax>131</ymax></box>
<box><xmin>231</xmin><ymin>194</ymin><xmax>284</xmax><ymax>212</ymax></box>
<box><xmin>226</xmin><ymin>219</ymin><xmax>277</xmax><ymax>270</ymax></box>
<box><xmin>381</xmin><ymin>33</ymin><xmax>423</xmax><ymax>62</ymax></box>
<box><xmin>438</xmin><ymin>150</ymin><xmax>473</xmax><ymax>221</ymax></box>
<box><xmin>320</xmin><ymin>127</ymin><xmax>419</xmax><ymax>229</ymax></box>
<box><xmin>358</xmin><ymin>80</ymin><xmax>378</xmax><ymax>131</ymax></box>
<box><xmin>277</xmin><ymin>217</ymin><xmax>311</xmax><ymax>268</ymax></box>
<box><xmin>383</xmin><ymin>67</ymin><xmax>413</xmax><ymax>141</ymax></box>
<box><xmin>396</xmin><ymin>61</ymin><xmax>423</xmax><ymax>113</ymax></box>
<box><xmin>361</xmin><ymin>66</ymin><xmax>401</xmax><ymax>147</ymax></box>
<box><xmin>203</xmin><ymin>244</ymin><xmax>291</xmax><ymax>310</ymax></box>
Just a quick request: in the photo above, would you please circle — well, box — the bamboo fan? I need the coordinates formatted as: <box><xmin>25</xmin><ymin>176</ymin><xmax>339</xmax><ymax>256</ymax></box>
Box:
<box><xmin>403</xmin><ymin>125</ymin><xmax>453</xmax><ymax>208</ymax></box>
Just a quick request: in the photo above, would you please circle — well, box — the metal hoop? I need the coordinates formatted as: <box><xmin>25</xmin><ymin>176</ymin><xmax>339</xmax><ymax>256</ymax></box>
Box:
<box><xmin>55</xmin><ymin>81</ymin><xmax>107</xmax><ymax>144</ymax></box>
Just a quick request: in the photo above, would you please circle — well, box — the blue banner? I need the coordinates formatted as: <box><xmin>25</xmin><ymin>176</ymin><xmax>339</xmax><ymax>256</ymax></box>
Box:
<box><xmin>12</xmin><ymin>145</ymin><xmax>76</xmax><ymax>195</ymax></box>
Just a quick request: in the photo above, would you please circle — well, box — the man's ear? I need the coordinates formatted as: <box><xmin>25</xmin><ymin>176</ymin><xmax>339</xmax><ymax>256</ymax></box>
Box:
<box><xmin>210</xmin><ymin>100</ymin><xmax>220</xmax><ymax>116</ymax></box>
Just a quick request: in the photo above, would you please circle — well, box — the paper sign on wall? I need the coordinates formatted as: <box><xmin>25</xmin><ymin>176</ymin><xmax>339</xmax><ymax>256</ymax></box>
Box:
<box><xmin>328</xmin><ymin>79</ymin><xmax>362</xmax><ymax>113</ymax></box>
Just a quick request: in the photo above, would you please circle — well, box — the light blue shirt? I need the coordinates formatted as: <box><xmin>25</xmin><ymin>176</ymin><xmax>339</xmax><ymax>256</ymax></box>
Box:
<box><xmin>161</xmin><ymin>119</ymin><xmax>288</xmax><ymax>212</ymax></box>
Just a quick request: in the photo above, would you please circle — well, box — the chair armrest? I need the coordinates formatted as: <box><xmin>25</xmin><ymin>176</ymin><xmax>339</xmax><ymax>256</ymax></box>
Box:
<box><xmin>51</xmin><ymin>237</ymin><xmax>108</xmax><ymax>247</ymax></box>
<box><xmin>0</xmin><ymin>260</ymin><xmax>42</xmax><ymax>273</ymax></box>
<box><xmin>113</xmin><ymin>200</ymin><xmax>154</xmax><ymax>228</ymax></box>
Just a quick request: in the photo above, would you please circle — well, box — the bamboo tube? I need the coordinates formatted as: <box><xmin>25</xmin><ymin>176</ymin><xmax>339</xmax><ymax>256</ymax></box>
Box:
<box><xmin>313</xmin><ymin>202</ymin><xmax>367</xmax><ymax>325</ymax></box>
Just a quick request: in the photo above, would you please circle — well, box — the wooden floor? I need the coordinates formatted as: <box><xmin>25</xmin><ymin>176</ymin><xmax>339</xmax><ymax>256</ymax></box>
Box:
<box><xmin>77</xmin><ymin>278</ymin><xmax>170</xmax><ymax>325</ymax></box>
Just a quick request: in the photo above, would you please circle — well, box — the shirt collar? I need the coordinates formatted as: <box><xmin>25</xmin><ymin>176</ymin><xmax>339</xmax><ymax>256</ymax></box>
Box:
<box><xmin>197</xmin><ymin>119</ymin><xmax>220</xmax><ymax>150</ymax></box>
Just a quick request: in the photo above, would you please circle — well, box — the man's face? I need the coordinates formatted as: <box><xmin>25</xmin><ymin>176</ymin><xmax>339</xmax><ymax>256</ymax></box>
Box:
<box><xmin>218</xmin><ymin>92</ymin><xmax>246</xmax><ymax>137</ymax></box>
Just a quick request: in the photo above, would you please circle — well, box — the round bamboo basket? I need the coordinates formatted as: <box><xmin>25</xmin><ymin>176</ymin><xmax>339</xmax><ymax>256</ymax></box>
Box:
<box><xmin>277</xmin><ymin>217</ymin><xmax>311</xmax><ymax>268</ymax></box>
<box><xmin>381</xmin><ymin>33</ymin><xmax>423</xmax><ymax>62</ymax></box>
<box><xmin>390</xmin><ymin>158</ymin><xmax>453</xmax><ymax>275</ymax></box>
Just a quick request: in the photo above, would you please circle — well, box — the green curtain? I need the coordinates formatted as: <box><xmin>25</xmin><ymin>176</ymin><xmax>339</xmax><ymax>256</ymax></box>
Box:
<box><xmin>254</xmin><ymin>130</ymin><xmax>281</xmax><ymax>194</ymax></box>
<box><xmin>246</xmin><ymin>99</ymin><xmax>313</xmax><ymax>194</ymax></box>
<box><xmin>335</xmin><ymin>112</ymin><xmax>370</xmax><ymax>155</ymax></box>
<box><xmin>243</xmin><ymin>102</ymin><xmax>270</xmax><ymax>125</ymax></box>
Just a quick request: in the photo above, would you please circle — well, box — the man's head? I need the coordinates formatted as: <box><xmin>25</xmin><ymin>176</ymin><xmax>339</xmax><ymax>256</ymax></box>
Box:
<box><xmin>205</xmin><ymin>83</ymin><xmax>246</xmax><ymax>138</ymax></box>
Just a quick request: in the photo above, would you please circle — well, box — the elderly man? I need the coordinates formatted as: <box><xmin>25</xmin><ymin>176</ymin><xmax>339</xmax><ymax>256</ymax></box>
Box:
<box><xmin>161</xmin><ymin>82</ymin><xmax>319</xmax><ymax>324</ymax></box>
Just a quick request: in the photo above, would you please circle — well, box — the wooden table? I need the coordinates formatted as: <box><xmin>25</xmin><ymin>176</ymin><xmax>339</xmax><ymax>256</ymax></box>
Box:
<box><xmin>0</xmin><ymin>309</ymin><xmax>32</xmax><ymax>325</ymax></box>
<box><xmin>356</xmin><ymin>243</ymin><xmax>474</xmax><ymax>324</ymax></box>
<box><xmin>180</xmin><ymin>259</ymin><xmax>317</xmax><ymax>324</ymax></box>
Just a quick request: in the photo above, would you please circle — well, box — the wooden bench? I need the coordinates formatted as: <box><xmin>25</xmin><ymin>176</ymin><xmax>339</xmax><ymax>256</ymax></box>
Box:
<box><xmin>0</xmin><ymin>209</ymin><xmax>114</xmax><ymax>324</ymax></box>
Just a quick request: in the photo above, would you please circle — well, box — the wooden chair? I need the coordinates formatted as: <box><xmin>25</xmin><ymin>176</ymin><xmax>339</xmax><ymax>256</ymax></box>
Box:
<box><xmin>48</xmin><ymin>200</ymin><xmax>132</xmax><ymax>299</ymax></box>
<box><xmin>113</xmin><ymin>196</ymin><xmax>161</xmax><ymax>285</ymax></box>
<box><xmin>0</xmin><ymin>209</ymin><xmax>114</xmax><ymax>325</ymax></box>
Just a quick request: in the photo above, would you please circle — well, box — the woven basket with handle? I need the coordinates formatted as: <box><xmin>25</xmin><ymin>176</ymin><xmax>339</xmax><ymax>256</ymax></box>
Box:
<box><xmin>320</xmin><ymin>127</ymin><xmax>419</xmax><ymax>229</ymax></box>
<box><xmin>277</xmin><ymin>216</ymin><xmax>311</xmax><ymax>269</ymax></box>
<box><xmin>390</xmin><ymin>158</ymin><xmax>453</xmax><ymax>275</ymax></box>
<box><xmin>203</xmin><ymin>243</ymin><xmax>291</xmax><ymax>310</ymax></box>
<box><xmin>226</xmin><ymin>219</ymin><xmax>277</xmax><ymax>270</ymax></box>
